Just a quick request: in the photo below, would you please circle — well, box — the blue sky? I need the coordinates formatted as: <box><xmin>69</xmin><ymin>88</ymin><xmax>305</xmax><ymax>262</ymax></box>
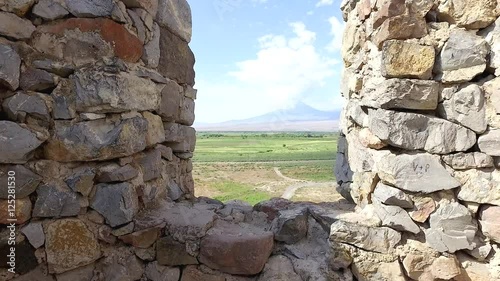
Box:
<box><xmin>189</xmin><ymin>0</ymin><xmax>345</xmax><ymax>123</ymax></box>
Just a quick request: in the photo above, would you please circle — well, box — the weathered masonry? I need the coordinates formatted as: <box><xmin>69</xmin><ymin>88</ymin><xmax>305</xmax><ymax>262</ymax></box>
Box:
<box><xmin>335</xmin><ymin>0</ymin><xmax>500</xmax><ymax>280</ymax></box>
<box><xmin>0</xmin><ymin>0</ymin><xmax>354</xmax><ymax>280</ymax></box>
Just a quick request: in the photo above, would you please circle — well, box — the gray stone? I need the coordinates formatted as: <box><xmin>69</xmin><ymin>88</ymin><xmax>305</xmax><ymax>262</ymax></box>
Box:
<box><xmin>145</xmin><ymin>262</ymin><xmax>181</xmax><ymax>281</ymax></box>
<box><xmin>162</xmin><ymin>202</ymin><xmax>217</xmax><ymax>242</ymax></box>
<box><xmin>157</xmin><ymin>144</ymin><xmax>173</xmax><ymax>161</ymax></box>
<box><xmin>143</xmin><ymin>112</ymin><xmax>165</xmax><ymax>147</ymax></box>
<box><xmin>0</xmin><ymin>121</ymin><xmax>46</xmax><ymax>164</ymax></box>
<box><xmin>128</xmin><ymin>9</ymin><xmax>146</xmax><ymax>43</ymax></box>
<box><xmin>442</xmin><ymin>152</ymin><xmax>494</xmax><ymax>170</ymax></box>
<box><xmin>45</xmin><ymin>117</ymin><xmax>148</xmax><ymax>162</ymax></box>
<box><xmin>72</xmin><ymin>67</ymin><xmax>161</xmax><ymax>114</ymax></box>
<box><xmin>134</xmin><ymin>149</ymin><xmax>162</xmax><ymax>182</ymax></box>
<box><xmin>158</xmin><ymin>26</ymin><xmax>195</xmax><ymax>86</ymax></box>
<box><xmin>32</xmin><ymin>59</ymin><xmax>75</xmax><ymax>77</ymax></box>
<box><xmin>0</xmin><ymin>11</ymin><xmax>35</xmax><ymax>40</ymax></box>
<box><xmin>158</xmin><ymin>79</ymin><xmax>182</xmax><ymax>122</ymax></box>
<box><xmin>373</xmin><ymin>200</ymin><xmax>420</xmax><ymax>234</ymax></box>
<box><xmin>167</xmin><ymin>125</ymin><xmax>196</xmax><ymax>153</ymax></box>
<box><xmin>97</xmin><ymin>164</ymin><xmax>138</xmax><ymax>183</ymax></box>
<box><xmin>456</xmin><ymin>169</ymin><xmax>500</xmax><ymax>205</ymax></box>
<box><xmin>94</xmin><ymin>248</ymin><xmax>144</xmax><ymax>281</ymax></box>
<box><xmin>372</xmin><ymin>182</ymin><xmax>413</xmax><ymax>209</ymax></box>
<box><xmin>361</xmin><ymin>78</ymin><xmax>439</xmax><ymax>110</ymax></box>
<box><xmin>65</xmin><ymin>0</ymin><xmax>113</xmax><ymax>17</ymax></box>
<box><xmin>51</xmin><ymin>79</ymin><xmax>76</xmax><ymax>120</ymax></box>
<box><xmin>179</xmin><ymin>97</ymin><xmax>195</xmax><ymax>126</ymax></box>
<box><xmin>425</xmin><ymin>202</ymin><xmax>477</xmax><ymax>253</ymax></box>
<box><xmin>21</xmin><ymin>222</ymin><xmax>44</xmax><ymax>248</ymax></box>
<box><xmin>480</xmin><ymin>17</ymin><xmax>500</xmax><ymax>75</ymax></box>
<box><xmin>0</xmin><ymin>165</ymin><xmax>41</xmax><ymax>199</ymax></box>
<box><xmin>121</xmin><ymin>0</ymin><xmax>158</xmax><ymax>15</ymax></box>
<box><xmin>156</xmin><ymin>236</ymin><xmax>198</xmax><ymax>266</ymax></box>
<box><xmin>438</xmin><ymin>84</ymin><xmax>487</xmax><ymax>133</ymax></box>
<box><xmin>90</xmin><ymin>182</ymin><xmax>139</xmax><ymax>227</ymax></box>
<box><xmin>258</xmin><ymin>255</ymin><xmax>302</xmax><ymax>281</ymax></box>
<box><xmin>0</xmin><ymin>43</ymin><xmax>21</xmax><ymax>90</ymax></box>
<box><xmin>80</xmin><ymin>113</ymin><xmax>106</xmax><ymax>121</ymax></box>
<box><xmin>272</xmin><ymin>208</ymin><xmax>308</xmax><ymax>244</ymax></box>
<box><xmin>3</xmin><ymin>92</ymin><xmax>51</xmax><ymax>122</ymax></box>
<box><xmin>19</xmin><ymin>68</ymin><xmax>56</xmax><ymax>92</ymax></box>
<box><xmin>64</xmin><ymin>167</ymin><xmax>95</xmax><ymax>196</ymax></box>
<box><xmin>436</xmin><ymin>29</ymin><xmax>489</xmax><ymax>83</ymax></box>
<box><xmin>329</xmin><ymin>220</ymin><xmax>401</xmax><ymax>254</ymax></box>
<box><xmin>478</xmin><ymin>130</ymin><xmax>500</xmax><ymax>156</ymax></box>
<box><xmin>133</xmin><ymin>67</ymin><xmax>169</xmax><ymax>84</ymax></box>
<box><xmin>368</xmin><ymin>109</ymin><xmax>476</xmax><ymax>154</ymax></box>
<box><xmin>143</xmin><ymin>22</ymin><xmax>160</xmax><ymax>68</ymax></box>
<box><xmin>479</xmin><ymin>205</ymin><xmax>500</xmax><ymax>244</ymax></box>
<box><xmin>375</xmin><ymin>152</ymin><xmax>461</xmax><ymax>193</ymax></box>
<box><xmin>156</xmin><ymin>0</ymin><xmax>192</xmax><ymax>42</ymax></box>
<box><xmin>32</xmin><ymin>0</ymin><xmax>69</xmax><ymax>20</ymax></box>
<box><xmin>33</xmin><ymin>183</ymin><xmax>81</xmax><ymax>218</ymax></box>
<box><xmin>0</xmin><ymin>0</ymin><xmax>35</xmax><ymax>16</ymax></box>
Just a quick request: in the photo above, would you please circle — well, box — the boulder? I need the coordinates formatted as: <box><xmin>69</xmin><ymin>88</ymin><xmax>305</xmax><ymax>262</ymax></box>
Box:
<box><xmin>199</xmin><ymin>221</ymin><xmax>274</xmax><ymax>275</ymax></box>
<box><xmin>368</xmin><ymin>109</ymin><xmax>476</xmax><ymax>154</ymax></box>
<box><xmin>45</xmin><ymin>219</ymin><xmax>101</xmax><ymax>274</ymax></box>
<box><xmin>360</xmin><ymin>78</ymin><xmax>439</xmax><ymax>110</ymax></box>
<box><xmin>0</xmin><ymin>43</ymin><xmax>21</xmax><ymax>90</ymax></box>
<box><xmin>438</xmin><ymin>84</ymin><xmax>487</xmax><ymax>133</ymax></box>
<box><xmin>437</xmin><ymin>0</ymin><xmax>499</xmax><ymax>29</ymax></box>
<box><xmin>0</xmin><ymin>165</ymin><xmax>41</xmax><ymax>199</ymax></box>
<box><xmin>72</xmin><ymin>67</ymin><xmax>161</xmax><ymax>114</ymax></box>
<box><xmin>330</xmin><ymin>220</ymin><xmax>401</xmax><ymax>254</ymax></box>
<box><xmin>272</xmin><ymin>208</ymin><xmax>308</xmax><ymax>244</ymax></box>
<box><xmin>3</xmin><ymin>92</ymin><xmax>51</xmax><ymax>122</ymax></box>
<box><xmin>373</xmin><ymin>200</ymin><xmax>420</xmax><ymax>234</ymax></box>
<box><xmin>145</xmin><ymin>262</ymin><xmax>181</xmax><ymax>281</ymax></box>
<box><xmin>65</xmin><ymin>0</ymin><xmax>113</xmax><ymax>17</ymax></box>
<box><xmin>375</xmin><ymin>152</ymin><xmax>460</xmax><ymax>193</ymax></box>
<box><xmin>442</xmin><ymin>152</ymin><xmax>494</xmax><ymax>170</ymax></box>
<box><xmin>90</xmin><ymin>182</ymin><xmax>139</xmax><ymax>227</ymax></box>
<box><xmin>456</xmin><ymin>169</ymin><xmax>500</xmax><ymax>205</ymax></box>
<box><xmin>65</xmin><ymin>167</ymin><xmax>96</xmax><ymax>196</ymax></box>
<box><xmin>425</xmin><ymin>202</ymin><xmax>477</xmax><ymax>253</ymax></box>
<box><xmin>44</xmin><ymin>117</ymin><xmax>148</xmax><ymax>162</ymax></box>
<box><xmin>381</xmin><ymin>40</ymin><xmax>435</xmax><ymax>79</ymax></box>
<box><xmin>0</xmin><ymin>0</ymin><xmax>35</xmax><ymax>16</ymax></box>
<box><xmin>0</xmin><ymin>121</ymin><xmax>46</xmax><ymax>164</ymax></box>
<box><xmin>32</xmin><ymin>0</ymin><xmax>69</xmax><ymax>20</ymax></box>
<box><xmin>436</xmin><ymin>29</ymin><xmax>489</xmax><ymax>83</ymax></box>
<box><xmin>478</xmin><ymin>130</ymin><xmax>500</xmax><ymax>156</ymax></box>
<box><xmin>20</xmin><ymin>222</ymin><xmax>45</xmax><ymax>249</ymax></box>
<box><xmin>479</xmin><ymin>205</ymin><xmax>500</xmax><ymax>243</ymax></box>
<box><xmin>32</xmin><ymin>182</ymin><xmax>81</xmax><ymax>218</ymax></box>
<box><xmin>0</xmin><ymin>11</ymin><xmax>35</xmax><ymax>40</ymax></box>
<box><xmin>119</xmin><ymin>227</ymin><xmax>161</xmax><ymax>249</ymax></box>
<box><xmin>32</xmin><ymin>18</ymin><xmax>143</xmax><ymax>65</ymax></box>
<box><xmin>373</xmin><ymin>182</ymin><xmax>413</xmax><ymax>208</ymax></box>
<box><xmin>156</xmin><ymin>0</ymin><xmax>192</xmax><ymax>42</ymax></box>
<box><xmin>158</xmin><ymin>26</ymin><xmax>195</xmax><ymax>86</ymax></box>
<box><xmin>156</xmin><ymin>236</ymin><xmax>198</xmax><ymax>266</ymax></box>
<box><xmin>97</xmin><ymin>164</ymin><xmax>138</xmax><ymax>183</ymax></box>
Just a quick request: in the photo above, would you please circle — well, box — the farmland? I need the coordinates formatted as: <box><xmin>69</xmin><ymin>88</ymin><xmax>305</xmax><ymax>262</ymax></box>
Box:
<box><xmin>192</xmin><ymin>132</ymin><xmax>341</xmax><ymax>205</ymax></box>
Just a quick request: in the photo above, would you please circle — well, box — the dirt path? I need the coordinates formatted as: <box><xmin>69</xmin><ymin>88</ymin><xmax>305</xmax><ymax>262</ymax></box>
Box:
<box><xmin>271</xmin><ymin>167</ymin><xmax>334</xmax><ymax>200</ymax></box>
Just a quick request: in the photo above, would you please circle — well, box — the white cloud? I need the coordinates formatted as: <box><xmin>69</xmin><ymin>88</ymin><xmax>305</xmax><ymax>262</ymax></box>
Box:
<box><xmin>316</xmin><ymin>0</ymin><xmax>334</xmax><ymax>7</ymax></box>
<box><xmin>326</xmin><ymin>16</ymin><xmax>344</xmax><ymax>52</ymax></box>
<box><xmin>307</xmin><ymin>10</ymin><xmax>314</xmax><ymax>16</ymax></box>
<box><xmin>195</xmin><ymin>22</ymin><xmax>340</xmax><ymax>123</ymax></box>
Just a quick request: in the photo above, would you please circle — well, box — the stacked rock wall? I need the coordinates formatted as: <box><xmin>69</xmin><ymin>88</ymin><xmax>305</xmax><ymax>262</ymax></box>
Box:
<box><xmin>0</xmin><ymin>1</ymin><xmax>360</xmax><ymax>281</ymax></box>
<box><xmin>334</xmin><ymin>0</ymin><xmax>500</xmax><ymax>280</ymax></box>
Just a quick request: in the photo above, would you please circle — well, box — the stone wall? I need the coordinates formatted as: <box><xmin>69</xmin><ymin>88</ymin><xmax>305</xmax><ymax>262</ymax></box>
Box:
<box><xmin>334</xmin><ymin>0</ymin><xmax>500</xmax><ymax>280</ymax></box>
<box><xmin>0</xmin><ymin>1</ymin><xmax>359</xmax><ymax>280</ymax></box>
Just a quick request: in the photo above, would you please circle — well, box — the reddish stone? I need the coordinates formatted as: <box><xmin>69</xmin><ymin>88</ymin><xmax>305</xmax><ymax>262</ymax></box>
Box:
<box><xmin>373</xmin><ymin>0</ymin><xmax>406</xmax><ymax>29</ymax></box>
<box><xmin>35</xmin><ymin>18</ymin><xmax>143</xmax><ymax>63</ymax></box>
<box><xmin>254</xmin><ymin>198</ymin><xmax>293</xmax><ymax>220</ymax></box>
<box><xmin>199</xmin><ymin>221</ymin><xmax>274</xmax><ymax>275</ymax></box>
<box><xmin>0</xmin><ymin>198</ymin><xmax>32</xmax><ymax>224</ymax></box>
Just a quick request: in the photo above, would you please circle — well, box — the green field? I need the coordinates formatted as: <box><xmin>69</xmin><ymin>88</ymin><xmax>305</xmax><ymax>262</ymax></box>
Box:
<box><xmin>194</xmin><ymin>132</ymin><xmax>338</xmax><ymax>163</ymax></box>
<box><xmin>193</xmin><ymin>132</ymin><xmax>339</xmax><ymax>204</ymax></box>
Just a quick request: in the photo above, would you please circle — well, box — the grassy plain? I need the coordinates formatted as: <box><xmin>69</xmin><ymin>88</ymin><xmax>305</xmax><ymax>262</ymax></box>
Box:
<box><xmin>193</xmin><ymin>132</ymin><xmax>339</xmax><ymax>204</ymax></box>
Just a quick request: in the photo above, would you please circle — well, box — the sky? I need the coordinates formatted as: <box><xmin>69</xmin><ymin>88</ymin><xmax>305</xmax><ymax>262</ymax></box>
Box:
<box><xmin>189</xmin><ymin>0</ymin><xmax>345</xmax><ymax>123</ymax></box>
